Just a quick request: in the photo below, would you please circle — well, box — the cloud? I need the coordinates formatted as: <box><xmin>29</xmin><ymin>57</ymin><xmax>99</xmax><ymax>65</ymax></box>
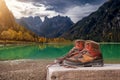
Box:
<box><xmin>5</xmin><ymin>0</ymin><xmax>106</xmax><ymax>22</ymax></box>
<box><xmin>16</xmin><ymin>0</ymin><xmax>106</xmax><ymax>12</ymax></box>
<box><xmin>64</xmin><ymin>4</ymin><xmax>101</xmax><ymax>22</ymax></box>
<box><xmin>5</xmin><ymin>0</ymin><xmax>59</xmax><ymax>21</ymax></box>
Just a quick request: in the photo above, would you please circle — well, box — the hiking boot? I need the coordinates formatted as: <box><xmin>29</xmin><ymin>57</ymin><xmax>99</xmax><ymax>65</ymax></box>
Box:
<box><xmin>56</xmin><ymin>40</ymin><xmax>85</xmax><ymax>64</ymax></box>
<box><xmin>63</xmin><ymin>40</ymin><xmax>104</xmax><ymax>67</ymax></box>
<box><xmin>66</xmin><ymin>39</ymin><xmax>85</xmax><ymax>58</ymax></box>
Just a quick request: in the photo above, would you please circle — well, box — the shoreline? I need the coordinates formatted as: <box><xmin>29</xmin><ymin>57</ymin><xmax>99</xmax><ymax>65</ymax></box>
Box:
<box><xmin>0</xmin><ymin>59</ymin><xmax>120</xmax><ymax>64</ymax></box>
<box><xmin>0</xmin><ymin>40</ymin><xmax>120</xmax><ymax>45</ymax></box>
<box><xmin>0</xmin><ymin>40</ymin><xmax>72</xmax><ymax>45</ymax></box>
<box><xmin>0</xmin><ymin>40</ymin><xmax>36</xmax><ymax>45</ymax></box>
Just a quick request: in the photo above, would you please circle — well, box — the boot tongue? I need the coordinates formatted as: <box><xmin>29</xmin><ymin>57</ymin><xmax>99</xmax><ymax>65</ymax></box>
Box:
<box><xmin>75</xmin><ymin>47</ymin><xmax>84</xmax><ymax>51</ymax></box>
<box><xmin>88</xmin><ymin>49</ymin><xmax>101</xmax><ymax>57</ymax></box>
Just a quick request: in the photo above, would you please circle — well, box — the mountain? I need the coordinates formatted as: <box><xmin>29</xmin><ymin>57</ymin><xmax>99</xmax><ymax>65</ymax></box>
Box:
<box><xmin>62</xmin><ymin>0</ymin><xmax>120</xmax><ymax>42</ymax></box>
<box><xmin>40</xmin><ymin>15</ymin><xmax>73</xmax><ymax>38</ymax></box>
<box><xmin>0</xmin><ymin>0</ymin><xmax>16</xmax><ymax>30</ymax></box>
<box><xmin>17</xmin><ymin>15</ymin><xmax>74</xmax><ymax>38</ymax></box>
<box><xmin>16</xmin><ymin>16</ymin><xmax>42</xmax><ymax>35</ymax></box>
<box><xmin>0</xmin><ymin>0</ymin><xmax>35</xmax><ymax>41</ymax></box>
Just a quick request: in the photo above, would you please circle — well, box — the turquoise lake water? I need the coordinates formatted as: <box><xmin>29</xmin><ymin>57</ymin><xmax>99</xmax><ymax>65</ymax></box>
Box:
<box><xmin>0</xmin><ymin>43</ymin><xmax>120</xmax><ymax>63</ymax></box>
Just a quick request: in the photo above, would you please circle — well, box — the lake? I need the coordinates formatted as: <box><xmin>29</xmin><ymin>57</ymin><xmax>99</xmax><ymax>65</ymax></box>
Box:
<box><xmin>0</xmin><ymin>43</ymin><xmax>120</xmax><ymax>63</ymax></box>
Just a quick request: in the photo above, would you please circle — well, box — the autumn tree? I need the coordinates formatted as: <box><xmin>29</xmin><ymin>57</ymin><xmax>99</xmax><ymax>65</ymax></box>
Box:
<box><xmin>16</xmin><ymin>31</ymin><xmax>23</xmax><ymax>40</ymax></box>
<box><xmin>1</xmin><ymin>30</ymin><xmax>10</xmax><ymax>40</ymax></box>
<box><xmin>23</xmin><ymin>32</ymin><xmax>34</xmax><ymax>41</ymax></box>
<box><xmin>39</xmin><ymin>37</ymin><xmax>47</xmax><ymax>43</ymax></box>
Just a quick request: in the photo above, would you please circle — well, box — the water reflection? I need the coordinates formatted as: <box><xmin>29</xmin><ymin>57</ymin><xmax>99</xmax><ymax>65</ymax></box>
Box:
<box><xmin>0</xmin><ymin>44</ymin><xmax>73</xmax><ymax>60</ymax></box>
<box><xmin>0</xmin><ymin>43</ymin><xmax>120</xmax><ymax>63</ymax></box>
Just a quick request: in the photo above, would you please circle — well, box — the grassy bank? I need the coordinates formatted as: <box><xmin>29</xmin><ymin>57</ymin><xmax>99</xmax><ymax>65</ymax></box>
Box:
<box><xmin>0</xmin><ymin>40</ymin><xmax>36</xmax><ymax>45</ymax></box>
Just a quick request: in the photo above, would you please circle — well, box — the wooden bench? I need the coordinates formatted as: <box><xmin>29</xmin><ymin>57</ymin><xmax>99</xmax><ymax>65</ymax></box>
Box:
<box><xmin>47</xmin><ymin>64</ymin><xmax>120</xmax><ymax>80</ymax></box>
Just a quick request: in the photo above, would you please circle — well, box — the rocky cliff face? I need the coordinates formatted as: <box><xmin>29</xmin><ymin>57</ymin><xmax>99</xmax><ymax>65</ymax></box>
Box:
<box><xmin>0</xmin><ymin>0</ymin><xmax>16</xmax><ymax>30</ymax></box>
<box><xmin>62</xmin><ymin>0</ymin><xmax>120</xmax><ymax>42</ymax></box>
<box><xmin>0</xmin><ymin>0</ymin><xmax>35</xmax><ymax>41</ymax></box>
<box><xmin>17</xmin><ymin>15</ymin><xmax>74</xmax><ymax>38</ymax></box>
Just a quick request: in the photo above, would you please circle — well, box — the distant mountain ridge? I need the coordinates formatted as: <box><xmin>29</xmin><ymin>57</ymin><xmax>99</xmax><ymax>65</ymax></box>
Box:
<box><xmin>16</xmin><ymin>16</ymin><xmax>42</xmax><ymax>35</ymax></box>
<box><xmin>17</xmin><ymin>15</ymin><xmax>74</xmax><ymax>38</ymax></box>
<box><xmin>62</xmin><ymin>0</ymin><xmax>120</xmax><ymax>42</ymax></box>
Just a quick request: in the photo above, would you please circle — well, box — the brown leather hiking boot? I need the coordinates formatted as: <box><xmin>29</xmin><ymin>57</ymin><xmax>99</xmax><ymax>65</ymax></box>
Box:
<box><xmin>55</xmin><ymin>40</ymin><xmax>85</xmax><ymax>64</ymax></box>
<box><xmin>63</xmin><ymin>40</ymin><xmax>104</xmax><ymax>67</ymax></box>
<box><xmin>67</xmin><ymin>39</ymin><xmax>85</xmax><ymax>58</ymax></box>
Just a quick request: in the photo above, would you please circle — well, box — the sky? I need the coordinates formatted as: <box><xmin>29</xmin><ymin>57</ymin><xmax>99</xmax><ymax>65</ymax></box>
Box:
<box><xmin>4</xmin><ymin>0</ymin><xmax>106</xmax><ymax>22</ymax></box>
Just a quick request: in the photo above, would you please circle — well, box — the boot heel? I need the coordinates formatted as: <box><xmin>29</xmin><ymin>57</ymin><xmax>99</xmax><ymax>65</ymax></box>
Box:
<box><xmin>81</xmin><ymin>59</ymin><xmax>104</xmax><ymax>67</ymax></box>
<box><xmin>91</xmin><ymin>60</ymin><xmax>104</xmax><ymax>67</ymax></box>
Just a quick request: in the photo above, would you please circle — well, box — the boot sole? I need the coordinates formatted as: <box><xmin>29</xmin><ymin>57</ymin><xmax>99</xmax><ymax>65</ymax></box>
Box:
<box><xmin>63</xmin><ymin>59</ymin><xmax>104</xmax><ymax>67</ymax></box>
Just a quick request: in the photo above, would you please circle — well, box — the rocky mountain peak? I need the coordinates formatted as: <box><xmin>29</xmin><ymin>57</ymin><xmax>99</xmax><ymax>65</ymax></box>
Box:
<box><xmin>17</xmin><ymin>15</ymin><xmax>74</xmax><ymax>38</ymax></box>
